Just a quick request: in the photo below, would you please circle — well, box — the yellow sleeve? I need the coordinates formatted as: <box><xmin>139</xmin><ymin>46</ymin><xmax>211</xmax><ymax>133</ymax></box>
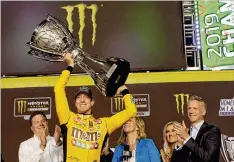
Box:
<box><xmin>106</xmin><ymin>94</ymin><xmax>137</xmax><ymax>134</ymax></box>
<box><xmin>54</xmin><ymin>70</ymin><xmax>71</xmax><ymax>124</ymax></box>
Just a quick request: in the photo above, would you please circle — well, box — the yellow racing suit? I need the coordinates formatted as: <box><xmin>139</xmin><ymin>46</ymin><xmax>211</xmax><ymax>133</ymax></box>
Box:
<box><xmin>54</xmin><ymin>70</ymin><xmax>137</xmax><ymax>162</ymax></box>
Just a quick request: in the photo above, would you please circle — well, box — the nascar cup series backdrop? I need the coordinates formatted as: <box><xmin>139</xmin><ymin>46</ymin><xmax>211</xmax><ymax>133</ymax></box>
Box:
<box><xmin>1</xmin><ymin>1</ymin><xmax>234</xmax><ymax>162</ymax></box>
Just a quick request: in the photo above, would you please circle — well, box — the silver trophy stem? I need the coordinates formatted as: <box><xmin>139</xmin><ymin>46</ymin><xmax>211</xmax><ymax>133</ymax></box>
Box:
<box><xmin>73</xmin><ymin>53</ymin><xmax>107</xmax><ymax>96</ymax></box>
<box><xmin>84</xmin><ymin>52</ymin><xmax>105</xmax><ymax>65</ymax></box>
<box><xmin>78</xmin><ymin>61</ymin><xmax>107</xmax><ymax>96</ymax></box>
<box><xmin>71</xmin><ymin>46</ymin><xmax>105</xmax><ymax>66</ymax></box>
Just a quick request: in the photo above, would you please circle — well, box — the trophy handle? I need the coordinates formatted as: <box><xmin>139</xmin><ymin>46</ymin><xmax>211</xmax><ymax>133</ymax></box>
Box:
<box><xmin>27</xmin><ymin>43</ymin><xmax>64</xmax><ymax>62</ymax></box>
<box><xmin>26</xmin><ymin>42</ymin><xmax>63</xmax><ymax>56</ymax></box>
<box><xmin>84</xmin><ymin>52</ymin><xmax>107</xmax><ymax>65</ymax></box>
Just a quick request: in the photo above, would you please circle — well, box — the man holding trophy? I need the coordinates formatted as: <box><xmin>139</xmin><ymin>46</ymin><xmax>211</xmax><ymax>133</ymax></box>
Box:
<box><xmin>26</xmin><ymin>15</ymin><xmax>137</xmax><ymax>162</ymax></box>
<box><xmin>54</xmin><ymin>53</ymin><xmax>136</xmax><ymax>162</ymax></box>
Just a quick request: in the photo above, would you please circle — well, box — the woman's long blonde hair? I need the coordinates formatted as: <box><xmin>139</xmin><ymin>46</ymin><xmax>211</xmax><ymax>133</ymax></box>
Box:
<box><xmin>162</xmin><ymin>121</ymin><xmax>179</xmax><ymax>159</ymax></box>
<box><xmin>118</xmin><ymin>116</ymin><xmax>147</xmax><ymax>145</ymax></box>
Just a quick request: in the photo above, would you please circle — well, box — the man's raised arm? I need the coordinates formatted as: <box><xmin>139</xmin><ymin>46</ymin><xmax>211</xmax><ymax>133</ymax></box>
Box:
<box><xmin>54</xmin><ymin>53</ymin><xmax>74</xmax><ymax>124</ymax></box>
<box><xmin>105</xmin><ymin>86</ymin><xmax>137</xmax><ymax>134</ymax></box>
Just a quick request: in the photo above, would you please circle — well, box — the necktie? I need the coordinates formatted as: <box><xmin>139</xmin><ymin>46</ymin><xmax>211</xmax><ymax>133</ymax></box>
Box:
<box><xmin>189</xmin><ymin>127</ymin><xmax>193</xmax><ymax>161</ymax></box>
<box><xmin>190</xmin><ymin>126</ymin><xmax>195</xmax><ymax>139</ymax></box>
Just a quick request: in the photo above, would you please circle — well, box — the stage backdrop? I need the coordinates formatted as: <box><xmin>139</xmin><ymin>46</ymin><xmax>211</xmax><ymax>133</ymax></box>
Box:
<box><xmin>197</xmin><ymin>0</ymin><xmax>234</xmax><ymax>70</ymax></box>
<box><xmin>1</xmin><ymin>1</ymin><xmax>185</xmax><ymax>76</ymax></box>
<box><xmin>1</xmin><ymin>71</ymin><xmax>234</xmax><ymax>162</ymax></box>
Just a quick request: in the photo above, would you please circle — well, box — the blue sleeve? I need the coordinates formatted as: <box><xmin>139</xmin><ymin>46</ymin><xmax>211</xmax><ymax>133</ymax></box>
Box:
<box><xmin>112</xmin><ymin>145</ymin><xmax>122</xmax><ymax>162</ymax></box>
<box><xmin>147</xmin><ymin>139</ymin><xmax>161</xmax><ymax>162</ymax></box>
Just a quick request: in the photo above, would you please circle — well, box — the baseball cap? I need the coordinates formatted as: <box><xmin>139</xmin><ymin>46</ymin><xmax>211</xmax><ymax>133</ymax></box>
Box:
<box><xmin>75</xmin><ymin>86</ymin><xmax>93</xmax><ymax>100</ymax></box>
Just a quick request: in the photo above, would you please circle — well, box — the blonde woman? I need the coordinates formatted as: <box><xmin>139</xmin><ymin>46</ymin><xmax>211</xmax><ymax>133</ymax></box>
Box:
<box><xmin>112</xmin><ymin>116</ymin><xmax>161</xmax><ymax>162</ymax></box>
<box><xmin>160</xmin><ymin>121</ymin><xmax>182</xmax><ymax>162</ymax></box>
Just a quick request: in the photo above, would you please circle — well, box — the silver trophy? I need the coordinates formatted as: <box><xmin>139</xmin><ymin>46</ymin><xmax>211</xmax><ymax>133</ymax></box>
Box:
<box><xmin>26</xmin><ymin>15</ymin><xmax>130</xmax><ymax>97</ymax></box>
<box><xmin>221</xmin><ymin>134</ymin><xmax>234</xmax><ymax>162</ymax></box>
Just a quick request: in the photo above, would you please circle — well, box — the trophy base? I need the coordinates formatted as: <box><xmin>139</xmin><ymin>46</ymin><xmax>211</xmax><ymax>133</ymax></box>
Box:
<box><xmin>105</xmin><ymin>59</ymin><xmax>130</xmax><ymax>97</ymax></box>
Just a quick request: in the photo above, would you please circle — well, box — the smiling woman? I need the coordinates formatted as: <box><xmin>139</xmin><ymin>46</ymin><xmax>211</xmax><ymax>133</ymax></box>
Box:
<box><xmin>160</xmin><ymin>121</ymin><xmax>182</xmax><ymax>162</ymax></box>
<box><xmin>112</xmin><ymin>116</ymin><xmax>161</xmax><ymax>162</ymax></box>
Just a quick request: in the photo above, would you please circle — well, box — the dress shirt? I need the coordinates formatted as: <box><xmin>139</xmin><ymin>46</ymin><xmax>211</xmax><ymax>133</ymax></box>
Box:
<box><xmin>19</xmin><ymin>134</ymin><xmax>63</xmax><ymax>162</ymax></box>
<box><xmin>183</xmin><ymin>120</ymin><xmax>204</xmax><ymax>144</ymax></box>
<box><xmin>129</xmin><ymin>148</ymin><xmax>136</xmax><ymax>162</ymax></box>
<box><xmin>175</xmin><ymin>120</ymin><xmax>204</xmax><ymax>150</ymax></box>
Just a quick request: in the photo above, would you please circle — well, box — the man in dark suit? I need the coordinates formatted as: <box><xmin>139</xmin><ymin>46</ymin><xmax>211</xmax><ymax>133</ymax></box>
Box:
<box><xmin>100</xmin><ymin>138</ymin><xmax>113</xmax><ymax>162</ymax></box>
<box><xmin>171</xmin><ymin>95</ymin><xmax>221</xmax><ymax>162</ymax></box>
<box><xmin>1</xmin><ymin>154</ymin><xmax>5</xmax><ymax>162</ymax></box>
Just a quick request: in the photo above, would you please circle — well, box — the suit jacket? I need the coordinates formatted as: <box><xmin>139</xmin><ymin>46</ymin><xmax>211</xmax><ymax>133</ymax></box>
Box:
<box><xmin>101</xmin><ymin>149</ymin><xmax>114</xmax><ymax>162</ymax></box>
<box><xmin>171</xmin><ymin>122</ymin><xmax>221</xmax><ymax>162</ymax></box>
<box><xmin>112</xmin><ymin>138</ymin><xmax>161</xmax><ymax>162</ymax></box>
<box><xmin>1</xmin><ymin>154</ymin><xmax>4</xmax><ymax>162</ymax></box>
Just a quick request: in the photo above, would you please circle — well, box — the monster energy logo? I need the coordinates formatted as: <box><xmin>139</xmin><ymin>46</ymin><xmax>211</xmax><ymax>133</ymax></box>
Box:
<box><xmin>114</xmin><ymin>97</ymin><xmax>124</xmax><ymax>111</ymax></box>
<box><xmin>174</xmin><ymin>93</ymin><xmax>190</xmax><ymax>115</ymax></box>
<box><xmin>62</xmin><ymin>3</ymin><xmax>99</xmax><ymax>48</ymax></box>
<box><xmin>111</xmin><ymin>94</ymin><xmax>150</xmax><ymax>116</ymax></box>
<box><xmin>14</xmin><ymin>97</ymin><xmax>52</xmax><ymax>120</ymax></box>
<box><xmin>17</xmin><ymin>100</ymin><xmax>27</xmax><ymax>114</ymax></box>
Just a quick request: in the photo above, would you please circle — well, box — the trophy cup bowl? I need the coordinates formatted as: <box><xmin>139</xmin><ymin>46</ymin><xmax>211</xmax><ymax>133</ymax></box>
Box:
<box><xmin>26</xmin><ymin>15</ymin><xmax>130</xmax><ymax>97</ymax></box>
<box><xmin>221</xmin><ymin>134</ymin><xmax>234</xmax><ymax>162</ymax></box>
